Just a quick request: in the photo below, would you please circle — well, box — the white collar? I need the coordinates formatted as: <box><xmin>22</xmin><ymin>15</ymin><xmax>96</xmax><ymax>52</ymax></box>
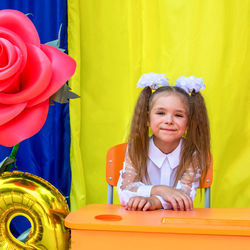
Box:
<box><xmin>148</xmin><ymin>137</ymin><xmax>182</xmax><ymax>169</ymax></box>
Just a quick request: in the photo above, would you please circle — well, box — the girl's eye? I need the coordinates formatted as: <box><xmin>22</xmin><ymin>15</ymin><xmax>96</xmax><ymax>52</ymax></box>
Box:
<box><xmin>175</xmin><ymin>114</ymin><xmax>184</xmax><ymax>117</ymax></box>
<box><xmin>156</xmin><ymin>112</ymin><xmax>165</xmax><ymax>115</ymax></box>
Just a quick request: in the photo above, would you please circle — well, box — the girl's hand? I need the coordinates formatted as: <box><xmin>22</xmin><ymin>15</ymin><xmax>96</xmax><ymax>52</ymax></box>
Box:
<box><xmin>151</xmin><ymin>185</ymin><xmax>193</xmax><ymax>211</ymax></box>
<box><xmin>126</xmin><ymin>196</ymin><xmax>162</xmax><ymax>211</ymax></box>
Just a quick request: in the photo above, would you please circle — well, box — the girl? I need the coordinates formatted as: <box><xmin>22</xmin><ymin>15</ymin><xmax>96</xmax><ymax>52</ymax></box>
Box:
<box><xmin>117</xmin><ymin>73</ymin><xmax>211</xmax><ymax>211</ymax></box>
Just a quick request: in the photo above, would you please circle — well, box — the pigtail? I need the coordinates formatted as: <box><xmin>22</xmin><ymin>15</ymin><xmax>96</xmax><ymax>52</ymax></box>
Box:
<box><xmin>128</xmin><ymin>87</ymin><xmax>152</xmax><ymax>182</ymax></box>
<box><xmin>173</xmin><ymin>89</ymin><xmax>211</xmax><ymax>187</ymax></box>
<box><xmin>189</xmin><ymin>91</ymin><xmax>211</xmax><ymax>184</ymax></box>
<box><xmin>177</xmin><ymin>91</ymin><xmax>211</xmax><ymax>186</ymax></box>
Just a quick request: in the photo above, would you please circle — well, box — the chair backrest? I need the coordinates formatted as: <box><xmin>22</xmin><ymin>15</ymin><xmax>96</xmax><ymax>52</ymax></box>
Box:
<box><xmin>106</xmin><ymin>143</ymin><xmax>213</xmax><ymax>207</ymax></box>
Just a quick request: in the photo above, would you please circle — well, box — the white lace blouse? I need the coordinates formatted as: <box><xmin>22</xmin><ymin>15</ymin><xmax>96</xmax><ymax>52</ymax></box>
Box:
<box><xmin>117</xmin><ymin>137</ymin><xmax>201</xmax><ymax>209</ymax></box>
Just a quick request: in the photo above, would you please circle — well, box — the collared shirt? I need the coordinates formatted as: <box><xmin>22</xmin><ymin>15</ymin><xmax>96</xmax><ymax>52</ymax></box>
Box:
<box><xmin>117</xmin><ymin>137</ymin><xmax>200</xmax><ymax>209</ymax></box>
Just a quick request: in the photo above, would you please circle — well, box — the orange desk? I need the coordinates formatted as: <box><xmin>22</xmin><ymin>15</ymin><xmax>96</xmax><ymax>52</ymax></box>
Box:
<box><xmin>65</xmin><ymin>204</ymin><xmax>250</xmax><ymax>250</ymax></box>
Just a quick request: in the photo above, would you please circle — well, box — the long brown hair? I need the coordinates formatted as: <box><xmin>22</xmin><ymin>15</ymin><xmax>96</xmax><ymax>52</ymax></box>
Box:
<box><xmin>128</xmin><ymin>86</ymin><xmax>211</xmax><ymax>186</ymax></box>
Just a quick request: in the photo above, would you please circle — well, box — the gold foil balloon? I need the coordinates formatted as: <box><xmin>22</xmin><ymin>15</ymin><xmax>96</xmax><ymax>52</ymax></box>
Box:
<box><xmin>0</xmin><ymin>171</ymin><xmax>70</xmax><ymax>249</ymax></box>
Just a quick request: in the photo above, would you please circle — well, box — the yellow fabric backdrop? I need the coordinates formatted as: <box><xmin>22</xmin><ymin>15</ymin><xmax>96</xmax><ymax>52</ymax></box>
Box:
<box><xmin>68</xmin><ymin>0</ymin><xmax>250</xmax><ymax>211</ymax></box>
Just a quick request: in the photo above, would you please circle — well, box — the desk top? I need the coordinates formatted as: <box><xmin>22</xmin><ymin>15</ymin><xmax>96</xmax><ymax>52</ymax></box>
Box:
<box><xmin>65</xmin><ymin>204</ymin><xmax>250</xmax><ymax>236</ymax></box>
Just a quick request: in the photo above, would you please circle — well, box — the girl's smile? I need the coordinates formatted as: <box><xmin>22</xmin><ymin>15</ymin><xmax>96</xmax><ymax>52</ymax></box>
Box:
<box><xmin>160</xmin><ymin>128</ymin><xmax>177</xmax><ymax>132</ymax></box>
<box><xmin>148</xmin><ymin>94</ymin><xmax>188</xmax><ymax>153</ymax></box>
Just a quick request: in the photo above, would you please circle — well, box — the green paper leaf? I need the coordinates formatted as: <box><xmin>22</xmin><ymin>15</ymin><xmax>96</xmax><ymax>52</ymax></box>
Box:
<box><xmin>45</xmin><ymin>24</ymin><xmax>65</xmax><ymax>52</ymax></box>
<box><xmin>0</xmin><ymin>157</ymin><xmax>15</xmax><ymax>174</ymax></box>
<box><xmin>45</xmin><ymin>39</ymin><xmax>65</xmax><ymax>52</ymax></box>
<box><xmin>50</xmin><ymin>84</ymin><xmax>80</xmax><ymax>104</ymax></box>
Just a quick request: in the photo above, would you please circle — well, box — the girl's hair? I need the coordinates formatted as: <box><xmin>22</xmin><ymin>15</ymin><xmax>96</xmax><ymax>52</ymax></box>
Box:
<box><xmin>128</xmin><ymin>86</ymin><xmax>211</xmax><ymax>186</ymax></box>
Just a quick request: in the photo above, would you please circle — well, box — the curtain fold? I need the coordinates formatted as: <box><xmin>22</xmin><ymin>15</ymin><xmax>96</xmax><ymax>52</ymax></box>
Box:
<box><xmin>68</xmin><ymin>0</ymin><xmax>87</xmax><ymax>210</ymax></box>
<box><xmin>68</xmin><ymin>0</ymin><xmax>250</xmax><ymax>209</ymax></box>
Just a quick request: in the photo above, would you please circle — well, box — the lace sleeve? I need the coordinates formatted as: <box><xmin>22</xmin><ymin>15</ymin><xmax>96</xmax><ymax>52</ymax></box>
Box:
<box><xmin>118</xmin><ymin>153</ymin><xmax>141</xmax><ymax>192</ymax></box>
<box><xmin>117</xmin><ymin>150</ymin><xmax>153</xmax><ymax>206</ymax></box>
<box><xmin>177</xmin><ymin>157</ymin><xmax>201</xmax><ymax>200</ymax></box>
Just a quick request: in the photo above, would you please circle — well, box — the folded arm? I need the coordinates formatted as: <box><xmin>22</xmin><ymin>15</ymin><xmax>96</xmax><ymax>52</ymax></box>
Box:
<box><xmin>117</xmin><ymin>153</ymin><xmax>154</xmax><ymax>207</ymax></box>
<box><xmin>117</xmin><ymin>152</ymin><xmax>201</xmax><ymax>211</ymax></box>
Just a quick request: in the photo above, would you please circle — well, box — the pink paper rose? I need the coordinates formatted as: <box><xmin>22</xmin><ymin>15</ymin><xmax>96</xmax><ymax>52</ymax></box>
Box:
<box><xmin>0</xmin><ymin>10</ymin><xmax>76</xmax><ymax>147</ymax></box>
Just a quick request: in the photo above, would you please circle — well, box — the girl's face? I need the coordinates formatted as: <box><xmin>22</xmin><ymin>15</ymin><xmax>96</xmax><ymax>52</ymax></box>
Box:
<box><xmin>148</xmin><ymin>93</ymin><xmax>188</xmax><ymax>153</ymax></box>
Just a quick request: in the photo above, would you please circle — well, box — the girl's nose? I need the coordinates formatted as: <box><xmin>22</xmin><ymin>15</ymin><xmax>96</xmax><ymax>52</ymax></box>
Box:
<box><xmin>164</xmin><ymin>114</ymin><xmax>173</xmax><ymax>124</ymax></box>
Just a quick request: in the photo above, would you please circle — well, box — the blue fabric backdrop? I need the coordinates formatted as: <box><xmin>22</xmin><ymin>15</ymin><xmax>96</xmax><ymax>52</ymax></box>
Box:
<box><xmin>0</xmin><ymin>0</ymin><xmax>71</xmax><ymax>236</ymax></box>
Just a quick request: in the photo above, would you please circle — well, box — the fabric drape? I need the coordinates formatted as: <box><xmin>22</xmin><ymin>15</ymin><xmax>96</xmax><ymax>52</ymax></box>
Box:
<box><xmin>68</xmin><ymin>0</ymin><xmax>250</xmax><ymax>210</ymax></box>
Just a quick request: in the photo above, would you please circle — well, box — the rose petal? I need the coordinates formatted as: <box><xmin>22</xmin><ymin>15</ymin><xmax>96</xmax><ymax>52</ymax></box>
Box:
<box><xmin>0</xmin><ymin>74</ymin><xmax>21</xmax><ymax>93</ymax></box>
<box><xmin>0</xmin><ymin>27</ymin><xmax>27</xmax><ymax>64</ymax></box>
<box><xmin>0</xmin><ymin>44</ymin><xmax>52</xmax><ymax>104</ymax></box>
<box><xmin>0</xmin><ymin>102</ymin><xmax>27</xmax><ymax>126</ymax></box>
<box><xmin>27</xmin><ymin>44</ymin><xmax>76</xmax><ymax>107</ymax></box>
<box><xmin>0</xmin><ymin>100</ymin><xmax>49</xmax><ymax>147</ymax></box>
<box><xmin>0</xmin><ymin>9</ymin><xmax>40</xmax><ymax>46</ymax></box>
<box><xmin>0</xmin><ymin>38</ymin><xmax>18</xmax><ymax>71</ymax></box>
<box><xmin>0</xmin><ymin>38</ymin><xmax>23</xmax><ymax>80</ymax></box>
<box><xmin>0</xmin><ymin>27</ymin><xmax>27</xmax><ymax>92</ymax></box>
<box><xmin>0</xmin><ymin>41</ymin><xmax>8</xmax><ymax>67</ymax></box>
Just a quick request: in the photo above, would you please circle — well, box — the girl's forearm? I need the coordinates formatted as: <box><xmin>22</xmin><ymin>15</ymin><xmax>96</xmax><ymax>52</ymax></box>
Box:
<box><xmin>151</xmin><ymin>185</ymin><xmax>165</xmax><ymax>196</ymax></box>
<box><xmin>151</xmin><ymin>185</ymin><xmax>175</xmax><ymax>197</ymax></box>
